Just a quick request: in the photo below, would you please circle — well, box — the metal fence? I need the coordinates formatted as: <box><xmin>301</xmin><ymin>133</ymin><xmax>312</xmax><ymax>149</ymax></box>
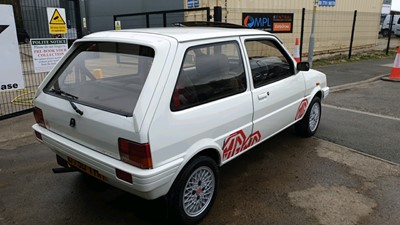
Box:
<box><xmin>113</xmin><ymin>7</ymin><xmax>211</xmax><ymax>29</ymax></box>
<box><xmin>221</xmin><ymin>8</ymin><xmax>381</xmax><ymax>58</ymax></box>
<box><xmin>2</xmin><ymin>1</ymin><xmax>51</xmax><ymax>119</ymax></box>
<box><xmin>0</xmin><ymin>0</ymin><xmax>78</xmax><ymax>120</ymax></box>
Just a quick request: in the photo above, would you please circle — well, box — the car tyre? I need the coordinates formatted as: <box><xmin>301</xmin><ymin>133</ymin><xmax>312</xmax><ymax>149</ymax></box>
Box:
<box><xmin>167</xmin><ymin>156</ymin><xmax>219</xmax><ymax>225</ymax></box>
<box><xmin>381</xmin><ymin>29</ymin><xmax>390</xmax><ymax>37</ymax></box>
<box><xmin>295</xmin><ymin>96</ymin><xmax>321</xmax><ymax>137</ymax></box>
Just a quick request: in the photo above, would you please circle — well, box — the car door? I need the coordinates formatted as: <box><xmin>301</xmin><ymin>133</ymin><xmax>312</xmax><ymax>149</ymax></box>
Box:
<box><xmin>240</xmin><ymin>36</ymin><xmax>306</xmax><ymax>142</ymax></box>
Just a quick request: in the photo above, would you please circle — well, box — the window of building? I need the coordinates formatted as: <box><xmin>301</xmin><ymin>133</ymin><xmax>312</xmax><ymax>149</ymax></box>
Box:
<box><xmin>171</xmin><ymin>41</ymin><xmax>246</xmax><ymax>111</ymax></box>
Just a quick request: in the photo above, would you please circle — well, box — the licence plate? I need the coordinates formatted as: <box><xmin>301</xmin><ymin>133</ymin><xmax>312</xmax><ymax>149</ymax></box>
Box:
<box><xmin>67</xmin><ymin>157</ymin><xmax>107</xmax><ymax>182</ymax></box>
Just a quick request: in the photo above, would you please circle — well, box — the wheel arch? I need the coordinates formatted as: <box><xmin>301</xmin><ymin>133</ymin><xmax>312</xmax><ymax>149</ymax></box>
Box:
<box><xmin>165</xmin><ymin>143</ymin><xmax>222</xmax><ymax>194</ymax></box>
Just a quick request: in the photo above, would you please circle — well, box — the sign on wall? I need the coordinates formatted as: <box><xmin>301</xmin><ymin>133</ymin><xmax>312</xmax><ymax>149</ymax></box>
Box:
<box><xmin>187</xmin><ymin>0</ymin><xmax>200</xmax><ymax>9</ymax></box>
<box><xmin>242</xmin><ymin>13</ymin><xmax>294</xmax><ymax>33</ymax></box>
<box><xmin>31</xmin><ymin>38</ymin><xmax>68</xmax><ymax>73</ymax></box>
<box><xmin>47</xmin><ymin>8</ymin><xmax>67</xmax><ymax>34</ymax></box>
<box><xmin>115</xmin><ymin>21</ymin><xmax>121</xmax><ymax>30</ymax></box>
<box><xmin>319</xmin><ymin>0</ymin><xmax>336</xmax><ymax>7</ymax></box>
<box><xmin>0</xmin><ymin>4</ymin><xmax>25</xmax><ymax>92</ymax></box>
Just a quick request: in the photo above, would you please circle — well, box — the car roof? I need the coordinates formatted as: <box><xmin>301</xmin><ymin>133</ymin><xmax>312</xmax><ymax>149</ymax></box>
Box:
<box><xmin>84</xmin><ymin>27</ymin><xmax>273</xmax><ymax>43</ymax></box>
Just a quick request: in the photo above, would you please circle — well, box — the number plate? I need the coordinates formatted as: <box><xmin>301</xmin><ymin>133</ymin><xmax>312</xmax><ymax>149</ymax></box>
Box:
<box><xmin>67</xmin><ymin>157</ymin><xmax>107</xmax><ymax>181</ymax></box>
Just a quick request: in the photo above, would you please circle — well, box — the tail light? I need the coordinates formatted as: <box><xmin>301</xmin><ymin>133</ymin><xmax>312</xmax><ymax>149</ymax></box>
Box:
<box><xmin>33</xmin><ymin>107</ymin><xmax>46</xmax><ymax>128</ymax></box>
<box><xmin>118</xmin><ymin>138</ymin><xmax>152</xmax><ymax>169</ymax></box>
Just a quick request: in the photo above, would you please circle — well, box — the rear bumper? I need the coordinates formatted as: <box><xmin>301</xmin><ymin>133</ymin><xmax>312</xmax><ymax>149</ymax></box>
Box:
<box><xmin>32</xmin><ymin>124</ymin><xmax>183</xmax><ymax>200</ymax></box>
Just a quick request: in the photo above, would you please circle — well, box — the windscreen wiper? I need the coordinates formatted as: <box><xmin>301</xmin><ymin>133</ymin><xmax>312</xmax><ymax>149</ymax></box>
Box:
<box><xmin>50</xmin><ymin>89</ymin><xmax>79</xmax><ymax>99</ymax></box>
<box><xmin>50</xmin><ymin>89</ymin><xmax>84</xmax><ymax>116</ymax></box>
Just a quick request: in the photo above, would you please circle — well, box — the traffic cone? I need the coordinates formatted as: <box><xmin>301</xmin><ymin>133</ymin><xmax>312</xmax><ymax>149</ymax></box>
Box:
<box><xmin>293</xmin><ymin>38</ymin><xmax>300</xmax><ymax>63</ymax></box>
<box><xmin>382</xmin><ymin>47</ymin><xmax>400</xmax><ymax>82</ymax></box>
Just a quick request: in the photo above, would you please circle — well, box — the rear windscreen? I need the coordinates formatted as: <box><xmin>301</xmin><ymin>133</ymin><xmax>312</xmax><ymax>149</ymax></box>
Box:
<box><xmin>44</xmin><ymin>42</ymin><xmax>155</xmax><ymax>116</ymax></box>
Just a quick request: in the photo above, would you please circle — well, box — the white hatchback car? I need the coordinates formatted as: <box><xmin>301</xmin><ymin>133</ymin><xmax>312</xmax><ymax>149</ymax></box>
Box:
<box><xmin>33</xmin><ymin>25</ymin><xmax>329</xmax><ymax>224</ymax></box>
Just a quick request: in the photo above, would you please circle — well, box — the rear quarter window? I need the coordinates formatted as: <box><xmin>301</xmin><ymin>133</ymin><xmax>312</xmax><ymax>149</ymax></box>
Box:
<box><xmin>44</xmin><ymin>42</ymin><xmax>155</xmax><ymax>116</ymax></box>
<box><xmin>171</xmin><ymin>41</ymin><xmax>246</xmax><ymax>111</ymax></box>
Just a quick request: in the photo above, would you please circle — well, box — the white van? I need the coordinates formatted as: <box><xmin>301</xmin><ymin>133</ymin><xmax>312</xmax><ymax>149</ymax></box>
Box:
<box><xmin>381</xmin><ymin>14</ymin><xmax>400</xmax><ymax>37</ymax></box>
<box><xmin>32</xmin><ymin>25</ymin><xmax>329</xmax><ymax>224</ymax></box>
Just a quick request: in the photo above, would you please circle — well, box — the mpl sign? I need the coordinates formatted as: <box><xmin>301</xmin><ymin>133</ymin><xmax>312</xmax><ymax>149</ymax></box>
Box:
<box><xmin>242</xmin><ymin>13</ymin><xmax>293</xmax><ymax>33</ymax></box>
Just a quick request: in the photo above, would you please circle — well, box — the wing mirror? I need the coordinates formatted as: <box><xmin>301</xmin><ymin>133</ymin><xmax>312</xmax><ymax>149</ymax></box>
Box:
<box><xmin>297</xmin><ymin>62</ymin><xmax>310</xmax><ymax>71</ymax></box>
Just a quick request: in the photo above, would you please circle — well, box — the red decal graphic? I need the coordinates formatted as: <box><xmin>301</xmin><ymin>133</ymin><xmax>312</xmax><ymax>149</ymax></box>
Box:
<box><xmin>242</xmin><ymin>131</ymin><xmax>261</xmax><ymax>150</ymax></box>
<box><xmin>295</xmin><ymin>99</ymin><xmax>309</xmax><ymax>120</ymax></box>
<box><xmin>222</xmin><ymin>130</ymin><xmax>261</xmax><ymax>161</ymax></box>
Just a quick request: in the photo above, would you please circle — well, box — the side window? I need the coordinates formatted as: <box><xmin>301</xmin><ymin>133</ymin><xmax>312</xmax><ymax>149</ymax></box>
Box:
<box><xmin>171</xmin><ymin>41</ymin><xmax>247</xmax><ymax>111</ymax></box>
<box><xmin>245</xmin><ymin>40</ymin><xmax>294</xmax><ymax>88</ymax></box>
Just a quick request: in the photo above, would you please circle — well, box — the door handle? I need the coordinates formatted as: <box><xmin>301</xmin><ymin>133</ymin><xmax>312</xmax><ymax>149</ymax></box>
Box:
<box><xmin>258</xmin><ymin>92</ymin><xmax>270</xmax><ymax>100</ymax></box>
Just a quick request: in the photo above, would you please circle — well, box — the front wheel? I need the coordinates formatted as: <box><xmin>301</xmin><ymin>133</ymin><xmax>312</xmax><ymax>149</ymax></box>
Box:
<box><xmin>167</xmin><ymin>156</ymin><xmax>219</xmax><ymax>225</ymax></box>
<box><xmin>295</xmin><ymin>97</ymin><xmax>321</xmax><ymax>137</ymax></box>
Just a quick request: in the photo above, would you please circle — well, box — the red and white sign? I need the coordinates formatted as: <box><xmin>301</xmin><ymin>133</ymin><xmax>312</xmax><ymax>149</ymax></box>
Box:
<box><xmin>31</xmin><ymin>38</ymin><xmax>68</xmax><ymax>73</ymax></box>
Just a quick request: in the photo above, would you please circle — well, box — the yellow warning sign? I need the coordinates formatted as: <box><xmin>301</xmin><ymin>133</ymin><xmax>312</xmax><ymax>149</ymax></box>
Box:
<box><xmin>115</xmin><ymin>21</ymin><xmax>121</xmax><ymax>30</ymax></box>
<box><xmin>47</xmin><ymin>8</ymin><xmax>67</xmax><ymax>34</ymax></box>
<box><xmin>50</xmin><ymin>9</ymin><xmax>66</xmax><ymax>24</ymax></box>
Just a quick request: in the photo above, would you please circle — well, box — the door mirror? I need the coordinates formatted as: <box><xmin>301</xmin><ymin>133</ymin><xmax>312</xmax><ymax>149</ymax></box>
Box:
<box><xmin>297</xmin><ymin>62</ymin><xmax>310</xmax><ymax>71</ymax></box>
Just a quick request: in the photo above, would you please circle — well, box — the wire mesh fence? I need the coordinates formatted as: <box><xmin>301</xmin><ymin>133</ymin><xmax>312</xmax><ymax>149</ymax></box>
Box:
<box><xmin>1</xmin><ymin>0</ymin><xmax>78</xmax><ymax>120</ymax></box>
<box><xmin>221</xmin><ymin>8</ymin><xmax>381</xmax><ymax>57</ymax></box>
<box><xmin>113</xmin><ymin>7</ymin><xmax>211</xmax><ymax>29</ymax></box>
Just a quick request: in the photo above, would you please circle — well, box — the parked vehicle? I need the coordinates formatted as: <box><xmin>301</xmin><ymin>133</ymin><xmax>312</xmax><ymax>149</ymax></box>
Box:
<box><xmin>394</xmin><ymin>23</ymin><xmax>400</xmax><ymax>37</ymax></box>
<box><xmin>32</xmin><ymin>24</ymin><xmax>329</xmax><ymax>224</ymax></box>
<box><xmin>381</xmin><ymin>14</ymin><xmax>400</xmax><ymax>37</ymax></box>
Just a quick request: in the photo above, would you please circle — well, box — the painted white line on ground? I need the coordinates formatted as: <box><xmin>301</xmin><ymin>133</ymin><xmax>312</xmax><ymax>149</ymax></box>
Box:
<box><xmin>322</xmin><ymin>104</ymin><xmax>400</xmax><ymax>122</ymax></box>
<box><xmin>381</xmin><ymin>63</ymin><xmax>393</xmax><ymax>68</ymax></box>
<box><xmin>314</xmin><ymin>137</ymin><xmax>400</xmax><ymax>167</ymax></box>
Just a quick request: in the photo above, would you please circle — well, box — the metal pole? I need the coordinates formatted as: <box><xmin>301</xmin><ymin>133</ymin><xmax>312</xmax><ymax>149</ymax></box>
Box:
<box><xmin>300</xmin><ymin>8</ymin><xmax>305</xmax><ymax>61</ymax></box>
<box><xmin>308</xmin><ymin>1</ymin><xmax>317</xmax><ymax>68</ymax></box>
<box><xmin>214</xmin><ymin>6</ymin><xmax>222</xmax><ymax>22</ymax></box>
<box><xmin>146</xmin><ymin>14</ymin><xmax>150</xmax><ymax>28</ymax></box>
<box><xmin>349</xmin><ymin>10</ymin><xmax>357</xmax><ymax>59</ymax></box>
<box><xmin>163</xmin><ymin>13</ymin><xmax>167</xmax><ymax>27</ymax></box>
<box><xmin>386</xmin><ymin>11</ymin><xmax>395</xmax><ymax>55</ymax></box>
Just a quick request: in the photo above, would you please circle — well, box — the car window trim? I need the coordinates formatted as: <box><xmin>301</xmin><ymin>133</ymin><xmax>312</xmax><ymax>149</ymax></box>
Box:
<box><xmin>170</xmin><ymin>40</ymin><xmax>247</xmax><ymax>112</ymax></box>
<box><xmin>242</xmin><ymin>37</ymin><xmax>296</xmax><ymax>89</ymax></box>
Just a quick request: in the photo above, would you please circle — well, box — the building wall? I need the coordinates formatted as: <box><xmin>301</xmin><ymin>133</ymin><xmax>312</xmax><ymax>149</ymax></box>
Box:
<box><xmin>86</xmin><ymin>0</ymin><xmax>184</xmax><ymax>32</ymax></box>
<box><xmin>185</xmin><ymin>0</ymin><xmax>382</xmax><ymax>56</ymax></box>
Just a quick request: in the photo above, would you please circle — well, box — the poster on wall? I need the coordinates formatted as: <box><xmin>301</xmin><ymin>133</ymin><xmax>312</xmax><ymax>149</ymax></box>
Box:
<box><xmin>187</xmin><ymin>0</ymin><xmax>200</xmax><ymax>9</ymax></box>
<box><xmin>242</xmin><ymin>13</ymin><xmax>294</xmax><ymax>33</ymax></box>
<box><xmin>47</xmin><ymin>7</ymin><xmax>67</xmax><ymax>34</ymax></box>
<box><xmin>319</xmin><ymin>0</ymin><xmax>336</xmax><ymax>7</ymax></box>
<box><xmin>31</xmin><ymin>38</ymin><xmax>68</xmax><ymax>73</ymax></box>
<box><xmin>0</xmin><ymin>4</ymin><xmax>25</xmax><ymax>92</ymax></box>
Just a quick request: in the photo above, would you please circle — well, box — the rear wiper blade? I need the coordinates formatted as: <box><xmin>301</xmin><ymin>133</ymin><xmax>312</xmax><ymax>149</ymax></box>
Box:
<box><xmin>50</xmin><ymin>89</ymin><xmax>79</xmax><ymax>100</ymax></box>
<box><xmin>50</xmin><ymin>89</ymin><xmax>83</xmax><ymax>116</ymax></box>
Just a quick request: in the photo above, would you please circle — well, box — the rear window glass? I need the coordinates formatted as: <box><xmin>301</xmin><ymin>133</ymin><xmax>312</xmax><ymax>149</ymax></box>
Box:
<box><xmin>44</xmin><ymin>42</ymin><xmax>155</xmax><ymax>116</ymax></box>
